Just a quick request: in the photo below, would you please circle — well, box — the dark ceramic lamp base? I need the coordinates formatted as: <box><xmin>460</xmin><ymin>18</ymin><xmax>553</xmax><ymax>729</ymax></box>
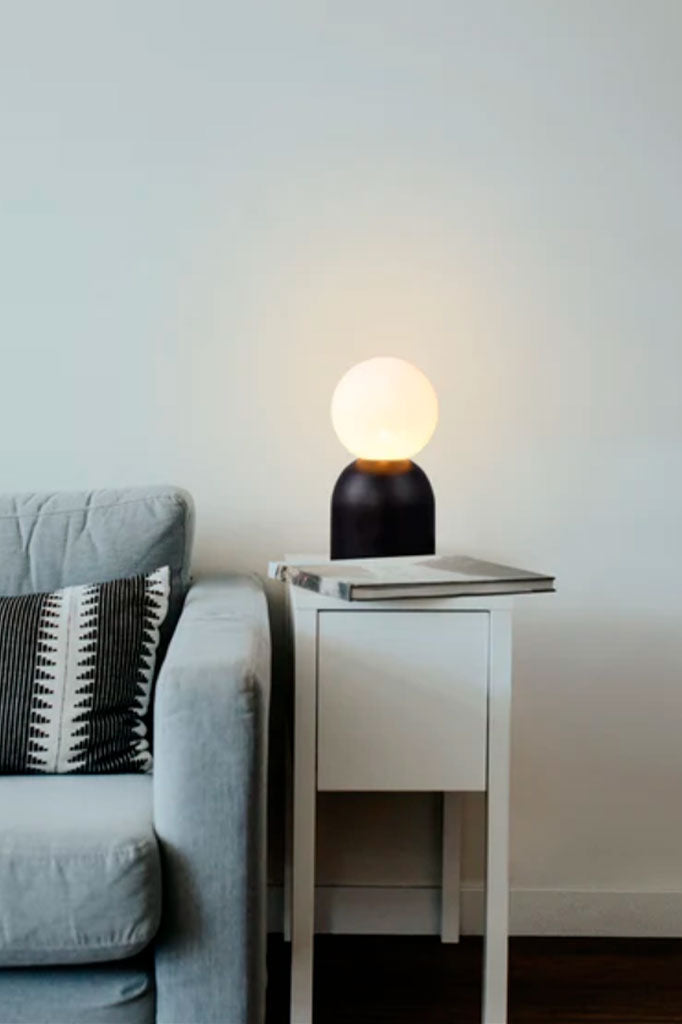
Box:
<box><xmin>330</xmin><ymin>459</ymin><xmax>435</xmax><ymax>560</ymax></box>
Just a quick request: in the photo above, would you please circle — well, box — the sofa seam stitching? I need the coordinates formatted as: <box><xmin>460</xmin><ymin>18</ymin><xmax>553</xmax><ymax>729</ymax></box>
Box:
<box><xmin>0</xmin><ymin>495</ymin><xmax>189</xmax><ymax>520</ymax></box>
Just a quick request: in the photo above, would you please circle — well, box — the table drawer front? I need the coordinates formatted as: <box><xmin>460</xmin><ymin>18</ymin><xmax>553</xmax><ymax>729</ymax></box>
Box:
<box><xmin>317</xmin><ymin>610</ymin><xmax>488</xmax><ymax>791</ymax></box>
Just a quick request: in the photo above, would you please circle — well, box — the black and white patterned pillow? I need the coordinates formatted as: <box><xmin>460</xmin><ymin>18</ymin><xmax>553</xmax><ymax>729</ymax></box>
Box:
<box><xmin>0</xmin><ymin>567</ymin><xmax>169</xmax><ymax>774</ymax></box>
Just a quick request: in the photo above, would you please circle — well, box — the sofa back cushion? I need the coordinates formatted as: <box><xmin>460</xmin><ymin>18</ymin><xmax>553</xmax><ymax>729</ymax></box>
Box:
<box><xmin>0</xmin><ymin>486</ymin><xmax>194</xmax><ymax>634</ymax></box>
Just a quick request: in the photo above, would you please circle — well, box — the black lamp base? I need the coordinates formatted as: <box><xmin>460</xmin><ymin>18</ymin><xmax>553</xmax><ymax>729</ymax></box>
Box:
<box><xmin>330</xmin><ymin>459</ymin><xmax>435</xmax><ymax>560</ymax></box>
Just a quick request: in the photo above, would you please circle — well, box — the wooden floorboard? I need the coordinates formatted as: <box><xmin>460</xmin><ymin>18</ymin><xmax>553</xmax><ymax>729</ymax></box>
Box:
<box><xmin>266</xmin><ymin>935</ymin><xmax>682</xmax><ymax>1024</ymax></box>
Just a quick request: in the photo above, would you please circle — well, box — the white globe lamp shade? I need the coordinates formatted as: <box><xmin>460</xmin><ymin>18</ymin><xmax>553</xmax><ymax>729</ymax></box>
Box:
<box><xmin>331</xmin><ymin>357</ymin><xmax>438</xmax><ymax>461</ymax></box>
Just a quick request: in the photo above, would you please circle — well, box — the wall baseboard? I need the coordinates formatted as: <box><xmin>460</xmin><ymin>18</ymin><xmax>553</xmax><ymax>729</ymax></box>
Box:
<box><xmin>268</xmin><ymin>884</ymin><xmax>682</xmax><ymax>938</ymax></box>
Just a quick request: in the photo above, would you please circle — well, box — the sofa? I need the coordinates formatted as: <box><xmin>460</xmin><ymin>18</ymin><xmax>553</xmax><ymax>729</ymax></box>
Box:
<box><xmin>0</xmin><ymin>486</ymin><xmax>270</xmax><ymax>1024</ymax></box>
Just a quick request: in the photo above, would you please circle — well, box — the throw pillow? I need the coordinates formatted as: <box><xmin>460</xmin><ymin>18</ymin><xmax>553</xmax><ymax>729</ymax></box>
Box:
<box><xmin>0</xmin><ymin>566</ymin><xmax>169</xmax><ymax>774</ymax></box>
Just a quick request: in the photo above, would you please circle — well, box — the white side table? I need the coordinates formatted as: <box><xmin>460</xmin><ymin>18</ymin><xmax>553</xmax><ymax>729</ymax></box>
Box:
<box><xmin>284</xmin><ymin>569</ymin><xmax>514</xmax><ymax>1024</ymax></box>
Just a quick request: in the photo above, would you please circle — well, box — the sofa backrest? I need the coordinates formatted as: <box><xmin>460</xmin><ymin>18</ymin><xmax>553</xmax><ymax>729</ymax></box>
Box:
<box><xmin>0</xmin><ymin>486</ymin><xmax>194</xmax><ymax>631</ymax></box>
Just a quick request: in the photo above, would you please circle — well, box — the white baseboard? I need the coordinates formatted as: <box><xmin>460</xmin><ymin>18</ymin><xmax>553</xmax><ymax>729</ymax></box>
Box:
<box><xmin>268</xmin><ymin>884</ymin><xmax>682</xmax><ymax>938</ymax></box>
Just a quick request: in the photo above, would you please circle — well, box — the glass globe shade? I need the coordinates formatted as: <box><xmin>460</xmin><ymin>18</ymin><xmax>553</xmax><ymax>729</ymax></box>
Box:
<box><xmin>331</xmin><ymin>356</ymin><xmax>439</xmax><ymax>460</ymax></box>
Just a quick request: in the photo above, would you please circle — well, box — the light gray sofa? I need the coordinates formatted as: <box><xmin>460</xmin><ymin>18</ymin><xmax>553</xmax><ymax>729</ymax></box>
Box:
<box><xmin>0</xmin><ymin>487</ymin><xmax>270</xmax><ymax>1024</ymax></box>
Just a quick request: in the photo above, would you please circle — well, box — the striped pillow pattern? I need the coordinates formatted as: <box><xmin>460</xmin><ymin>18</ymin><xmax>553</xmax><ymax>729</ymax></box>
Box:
<box><xmin>0</xmin><ymin>567</ymin><xmax>169</xmax><ymax>774</ymax></box>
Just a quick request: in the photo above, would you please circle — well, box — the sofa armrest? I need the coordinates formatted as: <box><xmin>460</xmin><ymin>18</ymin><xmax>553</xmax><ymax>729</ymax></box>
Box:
<box><xmin>153</xmin><ymin>575</ymin><xmax>270</xmax><ymax>1024</ymax></box>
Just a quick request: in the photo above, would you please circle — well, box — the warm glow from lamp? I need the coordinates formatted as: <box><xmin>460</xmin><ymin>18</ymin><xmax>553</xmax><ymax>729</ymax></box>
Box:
<box><xmin>331</xmin><ymin>356</ymin><xmax>439</xmax><ymax>461</ymax></box>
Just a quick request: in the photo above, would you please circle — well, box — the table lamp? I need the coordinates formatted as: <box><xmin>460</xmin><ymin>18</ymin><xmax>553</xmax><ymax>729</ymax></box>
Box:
<box><xmin>330</xmin><ymin>356</ymin><xmax>438</xmax><ymax>559</ymax></box>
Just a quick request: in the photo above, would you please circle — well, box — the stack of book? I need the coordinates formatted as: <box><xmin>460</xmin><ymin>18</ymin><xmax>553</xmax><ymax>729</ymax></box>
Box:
<box><xmin>269</xmin><ymin>554</ymin><xmax>555</xmax><ymax>602</ymax></box>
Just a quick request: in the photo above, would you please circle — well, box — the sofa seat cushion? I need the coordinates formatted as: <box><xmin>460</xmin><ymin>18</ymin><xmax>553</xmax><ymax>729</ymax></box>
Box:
<box><xmin>0</xmin><ymin>775</ymin><xmax>161</xmax><ymax>966</ymax></box>
<box><xmin>0</xmin><ymin>959</ymin><xmax>154</xmax><ymax>1024</ymax></box>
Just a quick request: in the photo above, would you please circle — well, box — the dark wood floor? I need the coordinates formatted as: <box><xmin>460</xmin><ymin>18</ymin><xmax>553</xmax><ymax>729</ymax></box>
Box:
<box><xmin>266</xmin><ymin>935</ymin><xmax>682</xmax><ymax>1023</ymax></box>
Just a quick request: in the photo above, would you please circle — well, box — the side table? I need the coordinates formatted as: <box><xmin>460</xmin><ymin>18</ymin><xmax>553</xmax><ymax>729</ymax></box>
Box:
<box><xmin>283</xmin><ymin>567</ymin><xmax>516</xmax><ymax>1024</ymax></box>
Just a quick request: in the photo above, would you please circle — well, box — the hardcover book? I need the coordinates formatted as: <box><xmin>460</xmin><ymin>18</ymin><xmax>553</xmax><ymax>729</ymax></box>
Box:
<box><xmin>268</xmin><ymin>554</ymin><xmax>555</xmax><ymax>602</ymax></box>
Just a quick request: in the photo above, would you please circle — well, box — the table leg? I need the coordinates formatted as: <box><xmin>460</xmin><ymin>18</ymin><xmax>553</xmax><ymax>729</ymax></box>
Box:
<box><xmin>283</xmin><ymin>733</ymin><xmax>293</xmax><ymax>943</ymax></box>
<box><xmin>483</xmin><ymin>610</ymin><xmax>512</xmax><ymax>1024</ymax></box>
<box><xmin>441</xmin><ymin>792</ymin><xmax>462</xmax><ymax>943</ymax></box>
<box><xmin>290</xmin><ymin>606</ymin><xmax>318</xmax><ymax>1024</ymax></box>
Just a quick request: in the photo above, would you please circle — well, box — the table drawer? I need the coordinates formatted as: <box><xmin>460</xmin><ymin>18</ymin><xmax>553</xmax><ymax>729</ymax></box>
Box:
<box><xmin>317</xmin><ymin>610</ymin><xmax>488</xmax><ymax>791</ymax></box>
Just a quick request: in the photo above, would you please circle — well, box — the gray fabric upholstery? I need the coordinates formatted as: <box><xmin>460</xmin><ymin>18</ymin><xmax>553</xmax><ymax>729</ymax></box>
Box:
<box><xmin>0</xmin><ymin>776</ymin><xmax>160</xmax><ymax>967</ymax></box>
<box><xmin>154</xmin><ymin>576</ymin><xmax>270</xmax><ymax>1024</ymax></box>
<box><xmin>0</xmin><ymin>960</ymin><xmax>154</xmax><ymax>1024</ymax></box>
<box><xmin>0</xmin><ymin>487</ymin><xmax>194</xmax><ymax>635</ymax></box>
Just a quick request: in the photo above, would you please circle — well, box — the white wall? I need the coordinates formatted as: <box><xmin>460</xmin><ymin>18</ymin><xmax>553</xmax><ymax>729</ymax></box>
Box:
<box><xmin>2</xmin><ymin>1</ymin><xmax>682</xmax><ymax>932</ymax></box>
